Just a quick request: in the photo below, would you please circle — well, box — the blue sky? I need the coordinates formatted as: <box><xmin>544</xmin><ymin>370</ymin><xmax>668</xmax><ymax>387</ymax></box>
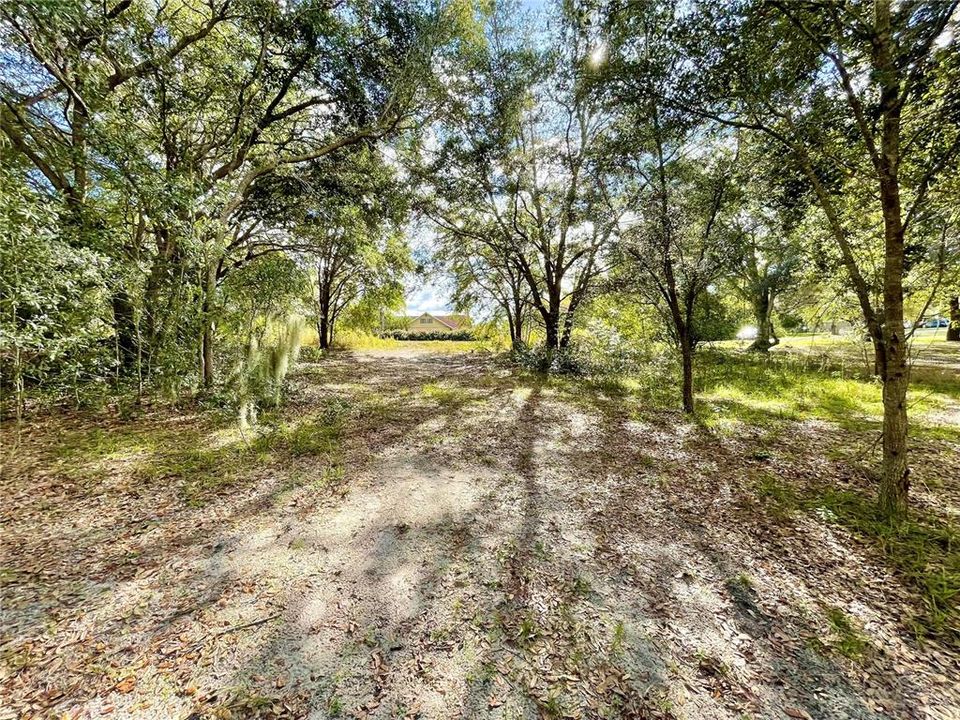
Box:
<box><xmin>403</xmin><ymin>220</ymin><xmax>454</xmax><ymax>315</ymax></box>
<box><xmin>405</xmin><ymin>279</ymin><xmax>454</xmax><ymax>315</ymax></box>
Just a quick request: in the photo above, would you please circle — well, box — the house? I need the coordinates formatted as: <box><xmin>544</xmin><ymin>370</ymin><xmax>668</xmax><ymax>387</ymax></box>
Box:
<box><xmin>407</xmin><ymin>312</ymin><xmax>472</xmax><ymax>334</ymax></box>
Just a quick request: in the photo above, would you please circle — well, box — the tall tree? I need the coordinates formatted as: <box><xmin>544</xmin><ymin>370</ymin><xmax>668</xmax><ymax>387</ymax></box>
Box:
<box><xmin>2</xmin><ymin>0</ymin><xmax>442</xmax><ymax>389</ymax></box>
<box><xmin>422</xmin><ymin>4</ymin><xmax>623</xmax><ymax>356</ymax></box>
<box><xmin>435</xmin><ymin>230</ymin><xmax>532</xmax><ymax>350</ymax></box>
<box><xmin>598</xmin><ymin>0</ymin><xmax>740</xmax><ymax>412</ymax></box>
<box><xmin>666</xmin><ymin>0</ymin><xmax>960</xmax><ymax>517</ymax></box>
<box><xmin>728</xmin><ymin>146</ymin><xmax>807</xmax><ymax>353</ymax></box>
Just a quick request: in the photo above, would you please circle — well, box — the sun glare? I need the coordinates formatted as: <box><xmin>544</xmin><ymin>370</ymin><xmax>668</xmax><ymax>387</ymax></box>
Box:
<box><xmin>589</xmin><ymin>41</ymin><xmax>607</xmax><ymax>68</ymax></box>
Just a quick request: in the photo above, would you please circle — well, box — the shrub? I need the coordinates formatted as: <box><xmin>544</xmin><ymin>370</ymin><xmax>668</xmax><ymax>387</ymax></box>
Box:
<box><xmin>511</xmin><ymin>343</ymin><xmax>587</xmax><ymax>374</ymax></box>
<box><xmin>377</xmin><ymin>329</ymin><xmax>475</xmax><ymax>341</ymax></box>
<box><xmin>298</xmin><ymin>345</ymin><xmax>324</xmax><ymax>362</ymax></box>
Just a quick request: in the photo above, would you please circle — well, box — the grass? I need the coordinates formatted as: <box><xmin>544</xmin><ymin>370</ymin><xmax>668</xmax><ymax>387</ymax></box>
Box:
<box><xmin>713</xmin><ymin>328</ymin><xmax>952</xmax><ymax>352</ymax></box>
<box><xmin>49</xmin><ymin>424</ymin><xmax>190</xmax><ymax>479</ymax></box>
<box><xmin>530</xmin><ymin>344</ymin><xmax>958</xmax><ymax>449</ymax></box>
<box><xmin>39</xmin><ymin>401</ymin><xmax>347</xmax><ymax>508</ymax></box>
<box><xmin>421</xmin><ymin>381</ymin><xmax>471</xmax><ymax>406</ymax></box>
<box><xmin>693</xmin><ymin>350</ymin><xmax>960</xmax><ymax>442</ymax></box>
<box><xmin>140</xmin><ymin>440</ymin><xmax>272</xmax><ymax>507</ymax></box>
<box><xmin>823</xmin><ymin>606</ymin><xmax>870</xmax><ymax>660</ymax></box>
<box><xmin>752</xmin><ymin>473</ymin><xmax>959</xmax><ymax>643</ymax></box>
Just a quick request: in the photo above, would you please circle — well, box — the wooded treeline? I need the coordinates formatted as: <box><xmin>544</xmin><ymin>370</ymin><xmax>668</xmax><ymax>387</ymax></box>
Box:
<box><xmin>3</xmin><ymin>0</ymin><xmax>959</xmax><ymax>518</ymax></box>
<box><xmin>419</xmin><ymin>0</ymin><xmax>960</xmax><ymax>518</ymax></box>
<box><xmin>2</xmin><ymin>0</ymin><xmax>451</xmax><ymax>404</ymax></box>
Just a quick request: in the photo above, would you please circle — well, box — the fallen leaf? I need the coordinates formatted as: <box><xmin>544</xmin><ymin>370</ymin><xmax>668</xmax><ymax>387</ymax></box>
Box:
<box><xmin>115</xmin><ymin>676</ymin><xmax>136</xmax><ymax>694</ymax></box>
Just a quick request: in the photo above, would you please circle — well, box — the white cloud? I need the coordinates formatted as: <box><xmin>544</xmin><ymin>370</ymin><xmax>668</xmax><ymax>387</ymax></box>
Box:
<box><xmin>406</xmin><ymin>281</ymin><xmax>453</xmax><ymax>315</ymax></box>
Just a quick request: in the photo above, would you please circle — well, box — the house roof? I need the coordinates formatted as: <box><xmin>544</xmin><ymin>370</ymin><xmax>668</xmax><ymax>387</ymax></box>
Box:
<box><xmin>414</xmin><ymin>312</ymin><xmax>471</xmax><ymax>329</ymax></box>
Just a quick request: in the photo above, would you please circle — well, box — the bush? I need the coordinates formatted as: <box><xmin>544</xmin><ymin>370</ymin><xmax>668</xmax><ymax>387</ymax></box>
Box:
<box><xmin>377</xmin><ymin>329</ymin><xmax>475</xmax><ymax>341</ymax></box>
<box><xmin>572</xmin><ymin>319</ymin><xmax>654</xmax><ymax>375</ymax></box>
<box><xmin>779</xmin><ymin>312</ymin><xmax>807</xmax><ymax>334</ymax></box>
<box><xmin>691</xmin><ymin>292</ymin><xmax>741</xmax><ymax>343</ymax></box>
<box><xmin>511</xmin><ymin>343</ymin><xmax>587</xmax><ymax>374</ymax></box>
<box><xmin>298</xmin><ymin>345</ymin><xmax>324</xmax><ymax>363</ymax></box>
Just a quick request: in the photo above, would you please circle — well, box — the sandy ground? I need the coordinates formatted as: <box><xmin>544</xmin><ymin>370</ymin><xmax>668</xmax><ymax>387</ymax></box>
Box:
<box><xmin>2</xmin><ymin>349</ymin><xmax>958</xmax><ymax>720</ymax></box>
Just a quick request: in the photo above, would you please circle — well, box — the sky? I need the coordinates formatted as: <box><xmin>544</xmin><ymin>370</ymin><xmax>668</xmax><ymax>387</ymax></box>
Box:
<box><xmin>406</xmin><ymin>279</ymin><xmax>454</xmax><ymax>316</ymax></box>
<box><xmin>403</xmin><ymin>217</ymin><xmax>454</xmax><ymax>315</ymax></box>
<box><xmin>404</xmin><ymin>0</ymin><xmax>551</xmax><ymax>318</ymax></box>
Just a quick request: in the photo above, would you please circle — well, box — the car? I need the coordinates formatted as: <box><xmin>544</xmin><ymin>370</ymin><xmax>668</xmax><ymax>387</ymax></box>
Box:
<box><xmin>922</xmin><ymin>318</ymin><xmax>949</xmax><ymax>328</ymax></box>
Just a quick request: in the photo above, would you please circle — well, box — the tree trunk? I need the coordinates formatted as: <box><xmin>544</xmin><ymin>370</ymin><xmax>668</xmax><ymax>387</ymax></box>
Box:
<box><xmin>878</xmin><ymin>234</ymin><xmax>910</xmax><ymax>518</ymax></box>
<box><xmin>319</xmin><ymin>313</ymin><xmax>331</xmax><ymax>350</ymax></box>
<box><xmin>111</xmin><ymin>289</ymin><xmax>138</xmax><ymax>375</ymax></box>
<box><xmin>543</xmin><ymin>310</ymin><xmax>560</xmax><ymax>351</ymax></box>
<box><xmin>201</xmin><ymin>265</ymin><xmax>216</xmax><ymax>389</ymax></box>
<box><xmin>948</xmin><ymin>296</ymin><xmax>960</xmax><ymax>342</ymax></box>
<box><xmin>748</xmin><ymin>293</ymin><xmax>772</xmax><ymax>352</ymax></box>
<box><xmin>504</xmin><ymin>305</ymin><xmax>519</xmax><ymax>349</ymax></box>
<box><xmin>201</xmin><ymin>323</ymin><xmax>214</xmax><ymax>388</ymax></box>
<box><xmin>540</xmin><ymin>278</ymin><xmax>563</xmax><ymax>353</ymax></box>
<box><xmin>317</xmin><ymin>264</ymin><xmax>333</xmax><ymax>350</ymax></box>
<box><xmin>142</xmin><ymin>227</ymin><xmax>178</xmax><ymax>373</ymax></box>
<box><xmin>680</xmin><ymin>335</ymin><xmax>695</xmax><ymax>414</ymax></box>
<box><xmin>560</xmin><ymin>301</ymin><xmax>580</xmax><ymax>349</ymax></box>
<box><xmin>875</xmin><ymin>0</ymin><xmax>910</xmax><ymax>519</ymax></box>
<box><xmin>512</xmin><ymin>312</ymin><xmax>525</xmax><ymax>351</ymax></box>
<box><xmin>317</xmin><ymin>283</ymin><xmax>331</xmax><ymax>350</ymax></box>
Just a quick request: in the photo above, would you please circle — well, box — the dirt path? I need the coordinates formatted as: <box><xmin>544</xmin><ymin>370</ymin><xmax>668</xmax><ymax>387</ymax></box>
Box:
<box><xmin>2</xmin><ymin>349</ymin><xmax>958</xmax><ymax>719</ymax></box>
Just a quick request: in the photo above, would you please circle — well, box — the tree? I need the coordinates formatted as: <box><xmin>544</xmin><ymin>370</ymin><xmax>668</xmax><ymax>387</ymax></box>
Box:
<box><xmin>421</xmin><ymin>4</ymin><xmax>623</xmax><ymax>357</ymax></box>
<box><xmin>728</xmin><ymin>146</ymin><xmax>807</xmax><ymax>352</ymax></box>
<box><xmin>249</xmin><ymin>148</ymin><xmax>413</xmax><ymax>350</ymax></box>
<box><xmin>307</xmin><ymin>217</ymin><xmax>411</xmax><ymax>350</ymax></box>
<box><xmin>597</xmin><ymin>0</ymin><xmax>741</xmax><ymax>412</ymax></box>
<box><xmin>435</xmin><ymin>231</ymin><xmax>532</xmax><ymax>350</ymax></box>
<box><xmin>2</xmin><ymin>0</ymin><xmax>443</xmax><ymax>392</ymax></box>
<box><xmin>620</xmin><ymin>140</ymin><xmax>740</xmax><ymax>414</ymax></box>
<box><xmin>949</xmin><ymin>296</ymin><xmax>960</xmax><ymax>342</ymax></box>
<box><xmin>672</xmin><ymin>0</ymin><xmax>960</xmax><ymax>517</ymax></box>
<box><xmin>0</xmin><ymin>152</ymin><xmax>109</xmax><ymax>415</ymax></box>
<box><xmin>1</xmin><ymin>0</ymin><xmax>237</xmax><ymax>375</ymax></box>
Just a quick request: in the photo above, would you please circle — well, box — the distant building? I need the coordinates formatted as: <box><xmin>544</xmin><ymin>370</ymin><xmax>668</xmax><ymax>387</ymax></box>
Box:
<box><xmin>407</xmin><ymin>312</ymin><xmax>472</xmax><ymax>334</ymax></box>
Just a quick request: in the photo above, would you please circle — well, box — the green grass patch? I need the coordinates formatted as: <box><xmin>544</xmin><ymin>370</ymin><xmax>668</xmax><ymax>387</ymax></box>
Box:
<box><xmin>421</xmin><ymin>382</ymin><xmax>471</xmax><ymax>406</ymax></box>
<box><xmin>813</xmin><ymin>488</ymin><xmax>960</xmax><ymax>640</ymax></box>
<box><xmin>693</xmin><ymin>350</ymin><xmax>959</xmax><ymax>442</ymax></box>
<box><xmin>131</xmin><ymin>402</ymin><xmax>346</xmax><ymax>507</ymax></box>
<box><xmin>51</xmin><ymin>425</ymin><xmax>184</xmax><ymax>476</ymax></box>
<box><xmin>752</xmin><ymin>474</ymin><xmax>959</xmax><ymax>643</ymax></box>
<box><xmin>822</xmin><ymin>606</ymin><xmax>870</xmax><ymax>660</ymax></box>
<box><xmin>140</xmin><ymin>440</ymin><xmax>271</xmax><ymax>507</ymax></box>
<box><xmin>807</xmin><ymin>606</ymin><xmax>870</xmax><ymax>661</ymax></box>
<box><xmin>255</xmin><ymin>418</ymin><xmax>341</xmax><ymax>457</ymax></box>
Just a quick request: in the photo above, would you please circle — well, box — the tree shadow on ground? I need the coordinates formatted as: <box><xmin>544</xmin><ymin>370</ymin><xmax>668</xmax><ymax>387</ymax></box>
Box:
<box><xmin>3</xmin><ymin>350</ymin><xmax>956</xmax><ymax>718</ymax></box>
<box><xmin>547</xmin><ymin>386</ymin><xmax>943</xmax><ymax>719</ymax></box>
<box><xmin>171</xmin><ymin>377</ymin><xmax>676</xmax><ymax>719</ymax></box>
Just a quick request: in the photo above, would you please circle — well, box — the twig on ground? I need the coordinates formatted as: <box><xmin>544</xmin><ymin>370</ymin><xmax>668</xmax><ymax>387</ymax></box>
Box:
<box><xmin>160</xmin><ymin>614</ymin><xmax>282</xmax><ymax>658</ymax></box>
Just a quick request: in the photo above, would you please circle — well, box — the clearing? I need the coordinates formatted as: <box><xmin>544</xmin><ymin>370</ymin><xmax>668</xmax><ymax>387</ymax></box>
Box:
<box><xmin>2</xmin><ymin>348</ymin><xmax>959</xmax><ymax>720</ymax></box>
